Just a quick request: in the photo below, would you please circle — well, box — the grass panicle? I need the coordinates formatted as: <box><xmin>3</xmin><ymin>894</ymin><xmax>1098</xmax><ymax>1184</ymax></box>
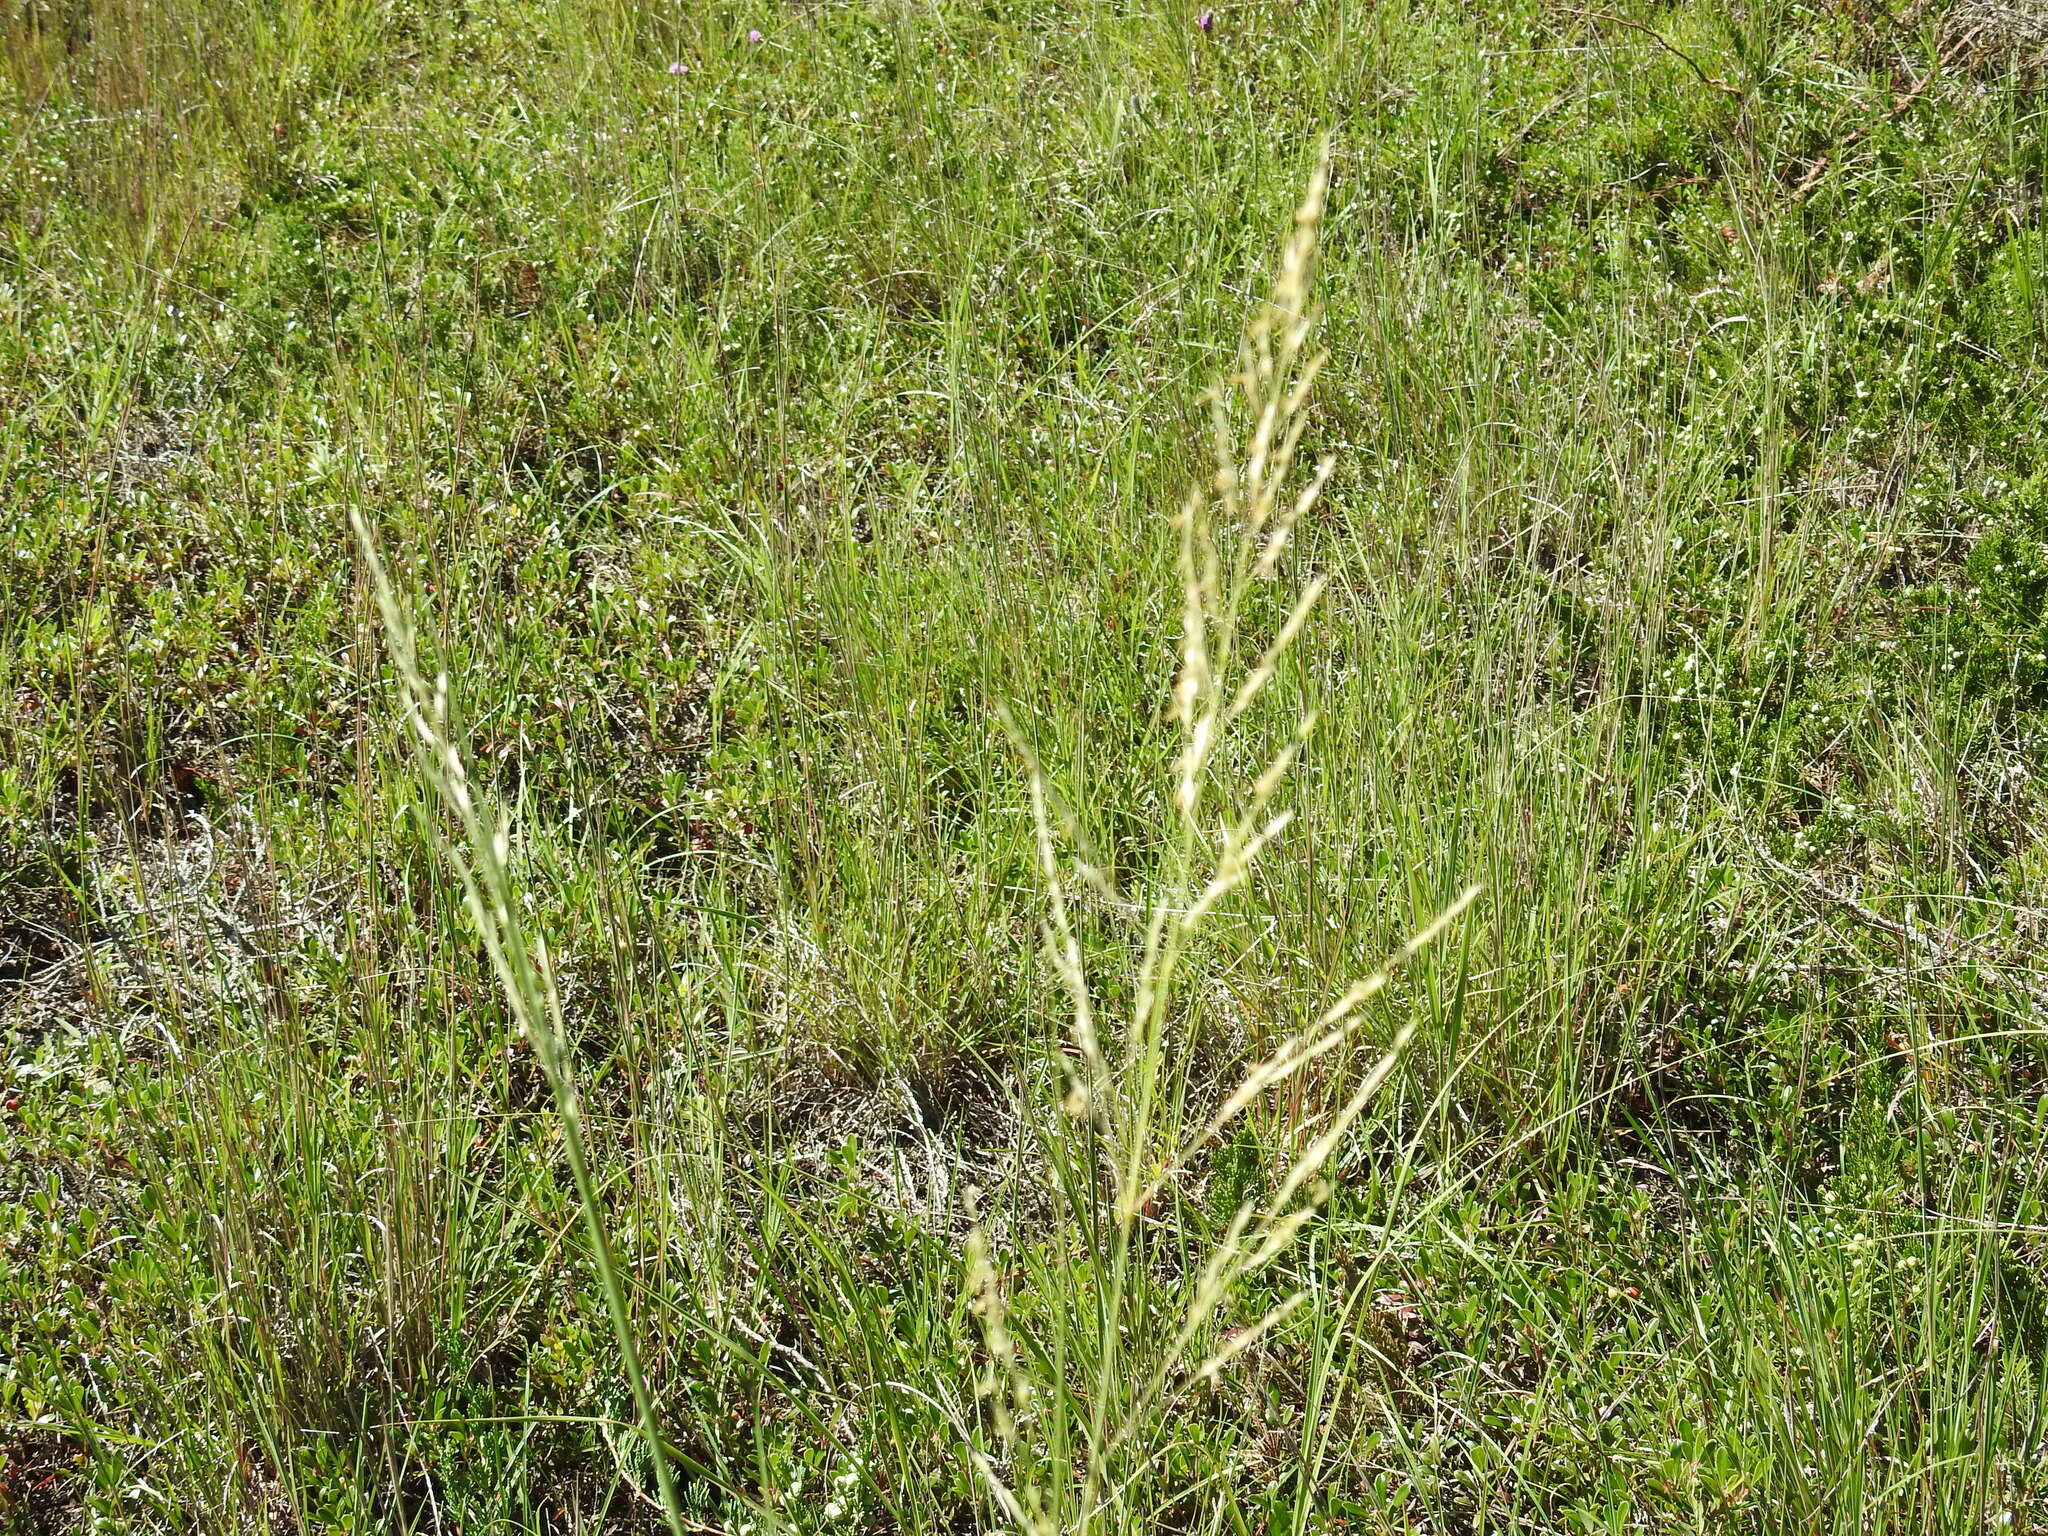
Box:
<box><xmin>351</xmin><ymin>511</ymin><xmax>691</xmax><ymax>1536</ymax></box>
<box><xmin>968</xmin><ymin>151</ymin><xmax>1480</xmax><ymax>1536</ymax></box>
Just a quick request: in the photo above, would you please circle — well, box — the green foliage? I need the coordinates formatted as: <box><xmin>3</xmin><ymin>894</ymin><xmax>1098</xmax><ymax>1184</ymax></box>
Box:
<box><xmin>4</xmin><ymin>0</ymin><xmax>2048</xmax><ymax>1530</ymax></box>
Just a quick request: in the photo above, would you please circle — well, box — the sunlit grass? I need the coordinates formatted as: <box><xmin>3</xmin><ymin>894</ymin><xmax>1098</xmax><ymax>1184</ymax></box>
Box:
<box><xmin>4</xmin><ymin>0</ymin><xmax>2048</xmax><ymax>1530</ymax></box>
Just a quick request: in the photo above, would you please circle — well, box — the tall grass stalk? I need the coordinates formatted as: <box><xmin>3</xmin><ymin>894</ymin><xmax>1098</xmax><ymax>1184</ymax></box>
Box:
<box><xmin>969</xmin><ymin>151</ymin><xmax>1481</xmax><ymax>1536</ymax></box>
<box><xmin>349</xmin><ymin>511</ymin><xmax>690</xmax><ymax>1536</ymax></box>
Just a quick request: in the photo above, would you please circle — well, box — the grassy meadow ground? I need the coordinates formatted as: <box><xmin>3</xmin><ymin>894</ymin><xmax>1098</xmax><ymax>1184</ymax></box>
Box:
<box><xmin>6</xmin><ymin>0</ymin><xmax>2048</xmax><ymax>1529</ymax></box>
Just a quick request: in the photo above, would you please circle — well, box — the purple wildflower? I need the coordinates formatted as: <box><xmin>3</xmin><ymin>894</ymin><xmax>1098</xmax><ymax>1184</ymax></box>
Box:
<box><xmin>668</xmin><ymin>59</ymin><xmax>687</xmax><ymax>75</ymax></box>
<box><xmin>746</xmin><ymin>27</ymin><xmax>764</xmax><ymax>43</ymax></box>
<box><xmin>1196</xmin><ymin>8</ymin><xmax>1214</xmax><ymax>30</ymax></box>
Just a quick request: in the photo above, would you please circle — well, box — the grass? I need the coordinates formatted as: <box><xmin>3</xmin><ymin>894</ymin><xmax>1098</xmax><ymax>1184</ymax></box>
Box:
<box><xmin>4</xmin><ymin>0</ymin><xmax>2048</xmax><ymax>1530</ymax></box>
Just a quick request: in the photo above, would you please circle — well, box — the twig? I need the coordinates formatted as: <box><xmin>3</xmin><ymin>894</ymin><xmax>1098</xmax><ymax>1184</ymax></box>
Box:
<box><xmin>1758</xmin><ymin>850</ymin><xmax>2048</xmax><ymax>1009</ymax></box>
<box><xmin>1554</xmin><ymin>6</ymin><xmax>1745</xmax><ymax>98</ymax></box>
<box><xmin>1794</xmin><ymin>25</ymin><xmax>1986</xmax><ymax>200</ymax></box>
<box><xmin>727</xmin><ymin>1315</ymin><xmax>831</xmax><ymax>1385</ymax></box>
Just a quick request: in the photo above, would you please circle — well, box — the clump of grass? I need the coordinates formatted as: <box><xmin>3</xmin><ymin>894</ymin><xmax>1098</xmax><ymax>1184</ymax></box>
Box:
<box><xmin>967</xmin><ymin>151</ymin><xmax>1479</xmax><ymax>1536</ymax></box>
